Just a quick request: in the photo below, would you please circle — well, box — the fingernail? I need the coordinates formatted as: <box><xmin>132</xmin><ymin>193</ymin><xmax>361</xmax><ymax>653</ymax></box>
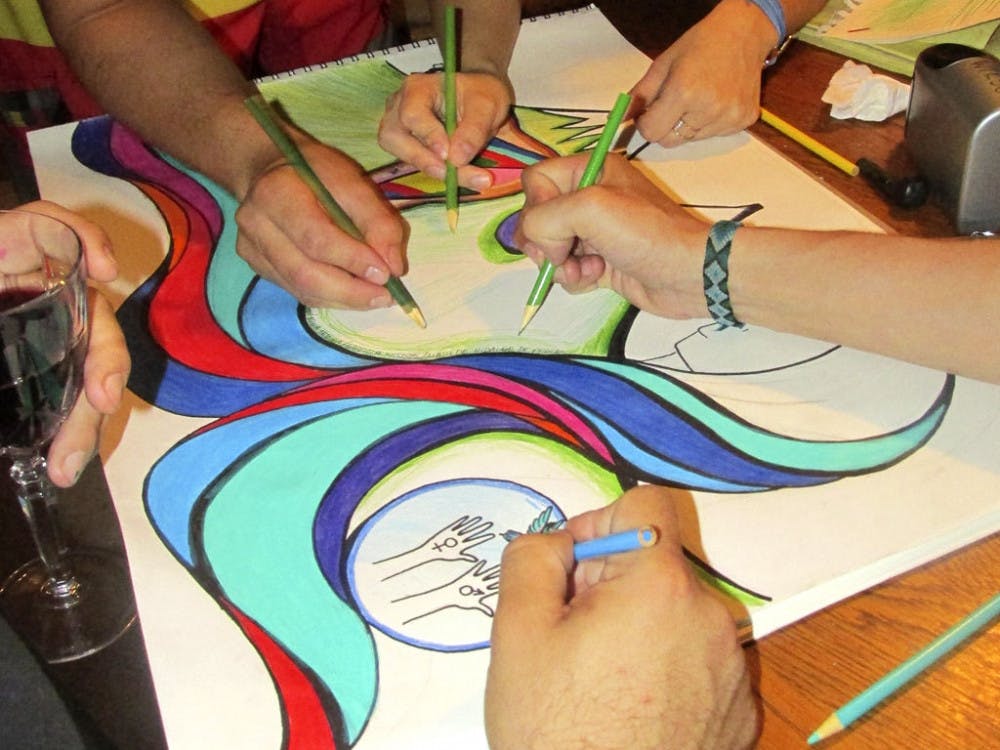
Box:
<box><xmin>427</xmin><ymin>164</ymin><xmax>446</xmax><ymax>181</ymax></box>
<box><xmin>364</xmin><ymin>266</ymin><xmax>388</xmax><ymax>284</ymax></box>
<box><xmin>369</xmin><ymin>294</ymin><xmax>393</xmax><ymax>309</ymax></box>
<box><xmin>62</xmin><ymin>451</ymin><xmax>88</xmax><ymax>485</ymax></box>
<box><xmin>470</xmin><ymin>172</ymin><xmax>492</xmax><ymax>191</ymax></box>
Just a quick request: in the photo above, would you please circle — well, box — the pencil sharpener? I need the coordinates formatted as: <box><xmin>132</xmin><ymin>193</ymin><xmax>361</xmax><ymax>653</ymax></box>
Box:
<box><xmin>905</xmin><ymin>44</ymin><xmax>1000</xmax><ymax>235</ymax></box>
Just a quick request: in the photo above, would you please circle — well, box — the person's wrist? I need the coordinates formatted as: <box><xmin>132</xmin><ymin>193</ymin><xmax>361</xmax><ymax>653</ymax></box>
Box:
<box><xmin>712</xmin><ymin>0</ymin><xmax>783</xmax><ymax>67</ymax></box>
<box><xmin>744</xmin><ymin>0</ymin><xmax>787</xmax><ymax>47</ymax></box>
<box><xmin>703</xmin><ymin>219</ymin><xmax>745</xmax><ymax>328</ymax></box>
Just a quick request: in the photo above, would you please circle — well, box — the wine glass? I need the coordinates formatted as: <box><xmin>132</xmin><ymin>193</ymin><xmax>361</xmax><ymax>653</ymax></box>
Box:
<box><xmin>0</xmin><ymin>209</ymin><xmax>135</xmax><ymax>663</ymax></box>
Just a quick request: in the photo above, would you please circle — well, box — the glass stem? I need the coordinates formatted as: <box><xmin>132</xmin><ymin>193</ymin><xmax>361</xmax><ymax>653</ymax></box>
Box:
<box><xmin>10</xmin><ymin>453</ymin><xmax>81</xmax><ymax>608</ymax></box>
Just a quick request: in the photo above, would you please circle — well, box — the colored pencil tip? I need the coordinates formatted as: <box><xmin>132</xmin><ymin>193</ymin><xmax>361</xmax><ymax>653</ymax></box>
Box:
<box><xmin>405</xmin><ymin>304</ymin><xmax>427</xmax><ymax>329</ymax></box>
<box><xmin>448</xmin><ymin>207</ymin><xmax>458</xmax><ymax>233</ymax></box>
<box><xmin>519</xmin><ymin>305</ymin><xmax>539</xmax><ymax>335</ymax></box>
<box><xmin>807</xmin><ymin>713</ymin><xmax>843</xmax><ymax>745</ymax></box>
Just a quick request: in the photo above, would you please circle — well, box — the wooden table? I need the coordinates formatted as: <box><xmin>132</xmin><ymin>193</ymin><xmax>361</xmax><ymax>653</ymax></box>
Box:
<box><xmin>2</xmin><ymin>3</ymin><xmax>998</xmax><ymax>749</ymax></box>
<box><xmin>751</xmin><ymin>44</ymin><xmax>1000</xmax><ymax>750</ymax></box>
<box><xmin>593</xmin><ymin>3</ymin><xmax>1000</xmax><ymax>748</ymax></box>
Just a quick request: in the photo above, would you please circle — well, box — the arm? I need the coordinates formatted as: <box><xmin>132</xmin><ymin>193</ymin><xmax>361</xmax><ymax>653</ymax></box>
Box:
<box><xmin>16</xmin><ymin>202</ymin><xmax>130</xmax><ymax>488</ymax></box>
<box><xmin>42</xmin><ymin>0</ymin><xmax>407</xmax><ymax>310</ymax></box>
<box><xmin>516</xmin><ymin>154</ymin><xmax>1000</xmax><ymax>384</ymax></box>
<box><xmin>378</xmin><ymin>0</ymin><xmax>521</xmax><ymax>191</ymax></box>
<box><xmin>486</xmin><ymin>484</ymin><xmax>757</xmax><ymax>750</ymax></box>
<box><xmin>630</xmin><ymin>0</ymin><xmax>828</xmax><ymax>145</ymax></box>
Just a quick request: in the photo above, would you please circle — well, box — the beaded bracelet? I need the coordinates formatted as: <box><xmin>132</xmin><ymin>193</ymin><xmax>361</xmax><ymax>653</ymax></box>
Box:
<box><xmin>703</xmin><ymin>219</ymin><xmax>744</xmax><ymax>328</ymax></box>
<box><xmin>748</xmin><ymin>0</ymin><xmax>788</xmax><ymax>44</ymax></box>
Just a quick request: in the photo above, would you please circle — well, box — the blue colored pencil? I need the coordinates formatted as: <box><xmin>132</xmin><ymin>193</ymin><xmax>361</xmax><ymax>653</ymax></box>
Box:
<box><xmin>808</xmin><ymin>591</ymin><xmax>1000</xmax><ymax>744</ymax></box>
<box><xmin>573</xmin><ymin>526</ymin><xmax>658</xmax><ymax>562</ymax></box>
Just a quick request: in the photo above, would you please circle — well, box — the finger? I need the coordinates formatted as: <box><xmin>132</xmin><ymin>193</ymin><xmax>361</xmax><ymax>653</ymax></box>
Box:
<box><xmin>378</xmin><ymin>110</ymin><xmax>448</xmax><ymax>181</ymax></box>
<box><xmin>449</xmin><ymin>82</ymin><xmax>509</xmax><ymax>166</ymax></box>
<box><xmin>520</xmin><ymin>153</ymin><xmax>592</xmax><ymax>205</ymax></box>
<box><xmin>638</xmin><ymin>92</ymin><xmax>689</xmax><ymax>146</ymax></box>
<box><xmin>305</xmin><ymin>149</ymin><xmax>409</xmax><ymax>274</ymax></box>
<box><xmin>566</xmin><ymin>485</ymin><xmax>688</xmax><ymax>589</ymax></box>
<box><xmin>236</xmin><ymin>169</ymin><xmax>399</xmax><ymax>308</ymax></box>
<box><xmin>390</xmin><ymin>75</ymin><xmax>450</xmax><ymax>159</ymax></box>
<box><xmin>17</xmin><ymin>200</ymin><xmax>119</xmax><ymax>282</ymax></box>
<box><xmin>46</xmin><ymin>403</ymin><xmax>99</xmax><ymax>488</ymax></box>
<box><xmin>235</xmin><ymin>214</ymin><xmax>393</xmax><ymax>310</ymax></box>
<box><xmin>628</xmin><ymin>51</ymin><xmax>674</xmax><ymax>115</ymax></box>
<box><xmin>46</xmin><ymin>293</ymin><xmax>127</xmax><ymax>487</ymax></box>
<box><xmin>570</xmin><ymin>485</ymin><xmax>685</xmax><ymax>551</ymax></box>
<box><xmin>82</xmin><ymin>290</ymin><xmax>130</xmax><ymax>415</ymax></box>
<box><xmin>494</xmin><ymin>530</ymin><xmax>574</xmax><ymax>634</ymax></box>
<box><xmin>379</xmin><ymin>86</ymin><xmax>450</xmax><ymax>180</ymax></box>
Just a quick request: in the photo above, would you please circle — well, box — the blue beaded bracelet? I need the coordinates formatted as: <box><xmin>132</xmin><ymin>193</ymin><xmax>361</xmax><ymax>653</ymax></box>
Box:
<box><xmin>748</xmin><ymin>0</ymin><xmax>788</xmax><ymax>44</ymax></box>
<box><xmin>703</xmin><ymin>220</ymin><xmax>744</xmax><ymax>329</ymax></box>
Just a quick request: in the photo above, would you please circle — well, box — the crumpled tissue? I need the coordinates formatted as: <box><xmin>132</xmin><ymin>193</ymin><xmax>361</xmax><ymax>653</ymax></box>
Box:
<box><xmin>821</xmin><ymin>60</ymin><xmax>910</xmax><ymax>121</ymax></box>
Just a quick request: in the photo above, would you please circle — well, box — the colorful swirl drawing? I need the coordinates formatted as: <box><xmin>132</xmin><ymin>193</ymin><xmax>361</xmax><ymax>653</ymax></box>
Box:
<box><xmin>70</xmin><ymin>62</ymin><xmax>953</xmax><ymax>749</ymax></box>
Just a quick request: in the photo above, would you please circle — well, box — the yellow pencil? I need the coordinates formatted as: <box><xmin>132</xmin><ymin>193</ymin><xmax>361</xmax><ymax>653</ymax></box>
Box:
<box><xmin>760</xmin><ymin>107</ymin><xmax>860</xmax><ymax>177</ymax></box>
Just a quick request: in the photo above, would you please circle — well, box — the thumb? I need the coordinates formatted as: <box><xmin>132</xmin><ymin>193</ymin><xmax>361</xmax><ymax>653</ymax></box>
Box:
<box><xmin>494</xmin><ymin>531</ymin><xmax>573</xmax><ymax>637</ymax></box>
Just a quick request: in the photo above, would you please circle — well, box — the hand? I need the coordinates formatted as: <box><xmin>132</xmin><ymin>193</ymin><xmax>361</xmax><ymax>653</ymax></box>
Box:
<box><xmin>516</xmin><ymin>153</ymin><xmax>710</xmax><ymax>319</ymax></box>
<box><xmin>629</xmin><ymin>0</ymin><xmax>777</xmax><ymax>146</ymax></box>
<box><xmin>485</xmin><ymin>485</ymin><xmax>758</xmax><ymax>750</ymax></box>
<box><xmin>234</xmin><ymin>138</ymin><xmax>408</xmax><ymax>310</ymax></box>
<box><xmin>378</xmin><ymin>71</ymin><xmax>513</xmax><ymax>192</ymax></box>
<box><xmin>16</xmin><ymin>202</ymin><xmax>130</xmax><ymax>488</ymax></box>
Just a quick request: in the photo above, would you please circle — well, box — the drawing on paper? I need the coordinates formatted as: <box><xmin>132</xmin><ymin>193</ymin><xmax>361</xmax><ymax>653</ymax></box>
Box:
<box><xmin>67</xmin><ymin>58</ymin><xmax>953</xmax><ymax>749</ymax></box>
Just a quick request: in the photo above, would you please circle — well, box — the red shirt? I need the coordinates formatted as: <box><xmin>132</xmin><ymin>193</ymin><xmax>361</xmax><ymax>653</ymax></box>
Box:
<box><xmin>1</xmin><ymin>0</ymin><xmax>388</xmax><ymax>119</ymax></box>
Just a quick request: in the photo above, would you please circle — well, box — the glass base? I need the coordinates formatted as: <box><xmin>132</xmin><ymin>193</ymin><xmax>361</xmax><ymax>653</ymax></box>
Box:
<box><xmin>0</xmin><ymin>548</ymin><xmax>136</xmax><ymax>664</ymax></box>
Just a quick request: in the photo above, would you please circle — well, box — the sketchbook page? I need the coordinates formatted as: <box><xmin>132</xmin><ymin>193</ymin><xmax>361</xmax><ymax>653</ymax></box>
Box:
<box><xmin>28</xmin><ymin>5</ymin><xmax>1000</xmax><ymax>750</ymax></box>
<box><xmin>816</xmin><ymin>0</ymin><xmax>1000</xmax><ymax>44</ymax></box>
<box><xmin>797</xmin><ymin>0</ymin><xmax>1000</xmax><ymax>75</ymax></box>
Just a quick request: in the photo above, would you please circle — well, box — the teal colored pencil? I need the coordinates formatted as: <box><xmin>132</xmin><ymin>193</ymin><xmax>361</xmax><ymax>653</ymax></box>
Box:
<box><xmin>443</xmin><ymin>5</ymin><xmax>458</xmax><ymax>232</ymax></box>
<box><xmin>244</xmin><ymin>93</ymin><xmax>426</xmax><ymax>328</ymax></box>
<box><xmin>518</xmin><ymin>91</ymin><xmax>632</xmax><ymax>334</ymax></box>
<box><xmin>808</xmin><ymin>591</ymin><xmax>1000</xmax><ymax>744</ymax></box>
<box><xmin>573</xmin><ymin>526</ymin><xmax>658</xmax><ymax>562</ymax></box>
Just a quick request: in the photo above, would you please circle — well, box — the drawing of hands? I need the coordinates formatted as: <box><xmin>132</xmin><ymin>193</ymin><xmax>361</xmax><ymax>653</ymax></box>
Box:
<box><xmin>392</xmin><ymin>559</ymin><xmax>501</xmax><ymax>625</ymax></box>
<box><xmin>374</xmin><ymin>515</ymin><xmax>496</xmax><ymax>581</ymax></box>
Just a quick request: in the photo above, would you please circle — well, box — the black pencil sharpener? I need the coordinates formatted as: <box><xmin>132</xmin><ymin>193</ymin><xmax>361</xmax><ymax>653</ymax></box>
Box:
<box><xmin>905</xmin><ymin>44</ymin><xmax>1000</xmax><ymax>235</ymax></box>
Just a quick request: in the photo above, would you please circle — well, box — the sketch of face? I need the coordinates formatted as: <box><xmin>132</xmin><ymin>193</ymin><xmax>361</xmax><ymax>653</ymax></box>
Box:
<box><xmin>624</xmin><ymin>315</ymin><xmax>838</xmax><ymax>375</ymax></box>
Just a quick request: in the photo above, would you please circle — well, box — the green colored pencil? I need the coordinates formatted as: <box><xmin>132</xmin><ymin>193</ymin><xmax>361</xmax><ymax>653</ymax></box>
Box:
<box><xmin>244</xmin><ymin>93</ymin><xmax>426</xmax><ymax>328</ymax></box>
<box><xmin>443</xmin><ymin>5</ymin><xmax>458</xmax><ymax>232</ymax></box>
<box><xmin>518</xmin><ymin>92</ymin><xmax>632</xmax><ymax>334</ymax></box>
<box><xmin>808</xmin><ymin>591</ymin><xmax>1000</xmax><ymax>744</ymax></box>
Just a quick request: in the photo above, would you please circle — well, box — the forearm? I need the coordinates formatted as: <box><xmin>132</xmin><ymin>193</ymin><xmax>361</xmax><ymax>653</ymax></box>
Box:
<box><xmin>730</xmin><ymin>229</ymin><xmax>1000</xmax><ymax>383</ymax></box>
<box><xmin>41</xmin><ymin>0</ymin><xmax>277</xmax><ymax>198</ymax></box>
<box><xmin>427</xmin><ymin>0</ymin><xmax>520</xmax><ymax>79</ymax></box>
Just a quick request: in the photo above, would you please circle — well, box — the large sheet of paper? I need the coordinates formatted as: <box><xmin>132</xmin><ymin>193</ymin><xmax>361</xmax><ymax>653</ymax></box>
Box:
<box><xmin>29</xmin><ymin>6</ymin><xmax>1000</xmax><ymax>749</ymax></box>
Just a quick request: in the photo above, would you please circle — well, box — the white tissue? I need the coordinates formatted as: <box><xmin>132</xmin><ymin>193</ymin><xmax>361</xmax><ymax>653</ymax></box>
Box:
<box><xmin>821</xmin><ymin>60</ymin><xmax>910</xmax><ymax>121</ymax></box>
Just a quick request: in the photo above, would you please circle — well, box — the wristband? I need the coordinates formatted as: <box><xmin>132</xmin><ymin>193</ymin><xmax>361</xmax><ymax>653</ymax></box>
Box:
<box><xmin>703</xmin><ymin>220</ymin><xmax>744</xmax><ymax>329</ymax></box>
<box><xmin>748</xmin><ymin>0</ymin><xmax>788</xmax><ymax>46</ymax></box>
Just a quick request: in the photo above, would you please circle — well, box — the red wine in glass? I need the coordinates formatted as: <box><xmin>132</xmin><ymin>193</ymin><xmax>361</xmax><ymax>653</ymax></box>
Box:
<box><xmin>0</xmin><ymin>210</ymin><xmax>135</xmax><ymax>663</ymax></box>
